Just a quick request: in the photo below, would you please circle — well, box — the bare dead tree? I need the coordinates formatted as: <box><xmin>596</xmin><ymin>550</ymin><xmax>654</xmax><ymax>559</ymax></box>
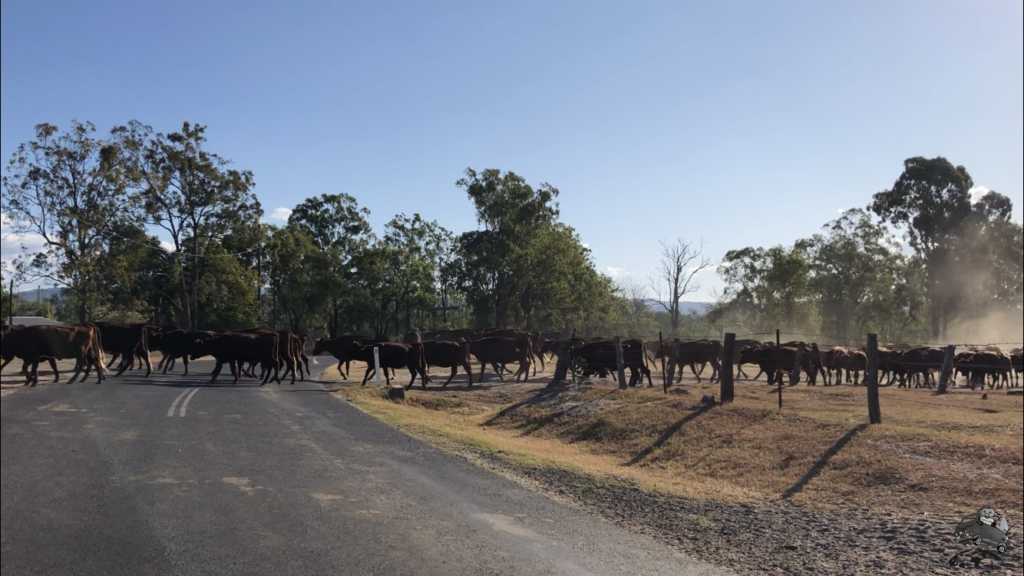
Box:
<box><xmin>648</xmin><ymin>237</ymin><xmax>712</xmax><ymax>336</ymax></box>
<box><xmin>616</xmin><ymin>276</ymin><xmax>649</xmax><ymax>337</ymax></box>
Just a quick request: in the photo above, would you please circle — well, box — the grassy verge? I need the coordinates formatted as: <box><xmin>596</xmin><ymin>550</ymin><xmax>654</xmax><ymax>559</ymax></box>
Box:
<box><xmin>328</xmin><ymin>363</ymin><xmax>1023</xmax><ymax>523</ymax></box>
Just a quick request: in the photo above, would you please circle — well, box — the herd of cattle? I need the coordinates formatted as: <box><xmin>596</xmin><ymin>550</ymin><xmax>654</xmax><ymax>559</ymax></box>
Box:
<box><xmin>1</xmin><ymin>323</ymin><xmax>1022</xmax><ymax>392</ymax></box>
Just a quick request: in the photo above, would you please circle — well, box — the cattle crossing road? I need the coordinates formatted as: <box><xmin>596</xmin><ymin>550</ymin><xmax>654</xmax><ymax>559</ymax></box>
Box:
<box><xmin>1</xmin><ymin>361</ymin><xmax>725</xmax><ymax>576</ymax></box>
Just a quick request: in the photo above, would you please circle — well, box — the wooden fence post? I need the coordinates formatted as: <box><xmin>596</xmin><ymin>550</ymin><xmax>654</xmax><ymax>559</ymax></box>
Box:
<box><xmin>937</xmin><ymin>344</ymin><xmax>956</xmax><ymax>395</ymax></box>
<box><xmin>776</xmin><ymin>329</ymin><xmax>782</xmax><ymax>410</ymax></box>
<box><xmin>551</xmin><ymin>341</ymin><xmax>570</xmax><ymax>384</ymax></box>
<box><xmin>658</xmin><ymin>332</ymin><xmax>665</xmax><ymax>388</ymax></box>
<box><xmin>866</xmin><ymin>334</ymin><xmax>882</xmax><ymax>425</ymax></box>
<box><xmin>615</xmin><ymin>337</ymin><xmax>627</xmax><ymax>390</ymax></box>
<box><xmin>721</xmin><ymin>333</ymin><xmax>735</xmax><ymax>403</ymax></box>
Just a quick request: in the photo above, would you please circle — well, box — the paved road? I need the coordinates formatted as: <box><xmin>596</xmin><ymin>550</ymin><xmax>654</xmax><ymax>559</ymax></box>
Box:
<box><xmin>1</xmin><ymin>362</ymin><xmax>727</xmax><ymax>576</ymax></box>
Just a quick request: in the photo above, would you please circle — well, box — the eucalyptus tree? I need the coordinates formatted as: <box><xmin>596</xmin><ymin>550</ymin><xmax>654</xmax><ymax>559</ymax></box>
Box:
<box><xmin>117</xmin><ymin>121</ymin><xmax>261</xmax><ymax>329</ymax></box>
<box><xmin>2</xmin><ymin>121</ymin><xmax>136</xmax><ymax>322</ymax></box>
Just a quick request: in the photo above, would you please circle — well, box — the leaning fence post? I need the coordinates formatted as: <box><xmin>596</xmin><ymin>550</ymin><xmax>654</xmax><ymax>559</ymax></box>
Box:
<box><xmin>721</xmin><ymin>333</ymin><xmax>736</xmax><ymax>403</ymax></box>
<box><xmin>937</xmin><ymin>344</ymin><xmax>956</xmax><ymax>395</ymax></box>
<box><xmin>615</xmin><ymin>337</ymin><xmax>627</xmax><ymax>390</ymax></box>
<box><xmin>776</xmin><ymin>329</ymin><xmax>783</xmax><ymax>410</ymax></box>
<box><xmin>866</xmin><ymin>334</ymin><xmax>882</xmax><ymax>424</ymax></box>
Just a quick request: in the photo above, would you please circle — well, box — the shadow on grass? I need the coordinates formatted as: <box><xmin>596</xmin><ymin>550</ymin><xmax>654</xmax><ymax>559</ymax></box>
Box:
<box><xmin>482</xmin><ymin>385</ymin><xmax>575</xmax><ymax>427</ymax></box>
<box><xmin>779</xmin><ymin>423</ymin><xmax>869</xmax><ymax>501</ymax></box>
<box><xmin>624</xmin><ymin>402</ymin><xmax>716</xmax><ymax>467</ymax></box>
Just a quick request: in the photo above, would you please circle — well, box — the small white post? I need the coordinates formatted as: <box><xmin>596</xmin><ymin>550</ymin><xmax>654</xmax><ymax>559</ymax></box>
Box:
<box><xmin>374</xmin><ymin>346</ymin><xmax>382</xmax><ymax>386</ymax></box>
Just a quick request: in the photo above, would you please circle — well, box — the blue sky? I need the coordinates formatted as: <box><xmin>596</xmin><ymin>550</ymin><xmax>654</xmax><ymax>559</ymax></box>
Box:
<box><xmin>2</xmin><ymin>0</ymin><xmax>1022</xmax><ymax>300</ymax></box>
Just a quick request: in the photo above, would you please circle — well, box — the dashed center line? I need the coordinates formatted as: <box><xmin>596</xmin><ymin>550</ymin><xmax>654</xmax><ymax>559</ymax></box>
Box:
<box><xmin>167</xmin><ymin>387</ymin><xmax>202</xmax><ymax>417</ymax></box>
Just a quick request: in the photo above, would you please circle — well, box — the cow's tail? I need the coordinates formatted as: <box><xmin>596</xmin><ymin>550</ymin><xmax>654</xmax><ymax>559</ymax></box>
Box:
<box><xmin>91</xmin><ymin>323</ymin><xmax>106</xmax><ymax>378</ymax></box>
<box><xmin>303</xmin><ymin>334</ymin><xmax>318</xmax><ymax>365</ymax></box>
<box><xmin>415</xmin><ymin>342</ymin><xmax>426</xmax><ymax>371</ymax></box>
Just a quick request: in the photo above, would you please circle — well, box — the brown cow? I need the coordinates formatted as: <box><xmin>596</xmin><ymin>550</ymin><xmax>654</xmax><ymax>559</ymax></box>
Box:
<box><xmin>470</xmin><ymin>336</ymin><xmax>532</xmax><ymax>383</ymax></box>
<box><xmin>898</xmin><ymin>347</ymin><xmax>946</xmax><ymax>389</ymax></box>
<box><xmin>0</xmin><ymin>325</ymin><xmax>60</xmax><ymax>381</ymax></box>
<box><xmin>188</xmin><ymin>332</ymin><xmax>280</xmax><ymax>385</ymax></box>
<box><xmin>571</xmin><ymin>339</ymin><xmax>652</xmax><ymax>387</ymax></box>
<box><xmin>95</xmin><ymin>322</ymin><xmax>153</xmax><ymax>377</ymax></box>
<box><xmin>151</xmin><ymin>330</ymin><xmax>217</xmax><ymax>376</ymax></box>
<box><xmin>482</xmin><ymin>329</ymin><xmax>543</xmax><ymax>376</ymax></box>
<box><xmin>237</xmin><ymin>329</ymin><xmax>304</xmax><ymax>384</ymax></box>
<box><xmin>421</xmin><ymin>329</ymin><xmax>483</xmax><ymax>342</ymax></box>
<box><xmin>423</xmin><ymin>340</ymin><xmax>474</xmax><ymax>387</ymax></box>
<box><xmin>0</xmin><ymin>324</ymin><xmax>106</xmax><ymax>386</ymax></box>
<box><xmin>348</xmin><ymin>341</ymin><xmax>427</xmax><ymax>389</ymax></box>
<box><xmin>738</xmin><ymin>344</ymin><xmax>823</xmax><ymax>386</ymax></box>
<box><xmin>313</xmin><ymin>336</ymin><xmax>385</xmax><ymax>379</ymax></box>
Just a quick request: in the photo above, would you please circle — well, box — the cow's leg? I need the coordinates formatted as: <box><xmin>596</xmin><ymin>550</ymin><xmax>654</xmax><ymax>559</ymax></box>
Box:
<box><xmin>336</xmin><ymin>361</ymin><xmax>345</xmax><ymax>378</ymax></box>
<box><xmin>691</xmin><ymin>362</ymin><xmax>702</xmax><ymax>384</ymax></box>
<box><xmin>478</xmin><ymin>361</ymin><xmax>487</xmax><ymax>383</ymax></box>
<box><xmin>361</xmin><ymin>365</ymin><xmax>373</xmax><ymax>386</ymax></box>
<box><xmin>28</xmin><ymin>360</ymin><xmax>41</xmax><ymax>387</ymax></box>
<box><xmin>66</xmin><ymin>358</ymin><xmax>87</xmax><ymax>385</ymax></box>
<box><xmin>405</xmin><ymin>366</ymin><xmax>417</xmax><ymax>391</ymax></box>
<box><xmin>210</xmin><ymin>361</ymin><xmax>224</xmax><ymax>383</ymax></box>
<box><xmin>462</xmin><ymin>360</ymin><xmax>474</xmax><ymax>388</ymax></box>
<box><xmin>262</xmin><ymin>361</ymin><xmax>275</xmax><ymax>386</ymax></box>
<box><xmin>0</xmin><ymin>356</ymin><xmax>13</xmax><ymax>372</ymax></box>
<box><xmin>443</xmin><ymin>366</ymin><xmax>458</xmax><ymax>388</ymax></box>
<box><xmin>492</xmin><ymin>362</ymin><xmax>506</xmax><ymax>382</ymax></box>
<box><xmin>113</xmin><ymin>351</ymin><xmax>131</xmax><ymax>377</ymax></box>
<box><xmin>142</xmin><ymin>350</ymin><xmax>152</xmax><ymax>377</ymax></box>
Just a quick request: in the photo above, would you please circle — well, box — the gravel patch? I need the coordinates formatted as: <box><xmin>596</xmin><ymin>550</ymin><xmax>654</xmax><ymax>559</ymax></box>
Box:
<box><xmin>465</xmin><ymin>451</ymin><xmax>1022</xmax><ymax>575</ymax></box>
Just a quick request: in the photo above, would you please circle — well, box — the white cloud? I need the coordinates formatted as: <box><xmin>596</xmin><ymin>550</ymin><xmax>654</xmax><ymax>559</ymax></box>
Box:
<box><xmin>1</xmin><ymin>230</ymin><xmax>47</xmax><ymax>266</ymax></box>
<box><xmin>269</xmin><ymin>207</ymin><xmax>293</xmax><ymax>221</ymax></box>
<box><xmin>582</xmin><ymin>243</ymin><xmax>590</xmax><ymax>249</ymax></box>
<box><xmin>606</xmin><ymin>266</ymin><xmax>628</xmax><ymax>277</ymax></box>
<box><xmin>160</xmin><ymin>241</ymin><xmax>176</xmax><ymax>253</ymax></box>
<box><xmin>969</xmin><ymin>186</ymin><xmax>991</xmax><ymax>205</ymax></box>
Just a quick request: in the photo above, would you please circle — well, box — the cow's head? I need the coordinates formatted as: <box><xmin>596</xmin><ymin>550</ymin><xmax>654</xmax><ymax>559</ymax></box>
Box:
<box><xmin>313</xmin><ymin>338</ymin><xmax>327</xmax><ymax>357</ymax></box>
<box><xmin>187</xmin><ymin>338</ymin><xmax>209</xmax><ymax>361</ymax></box>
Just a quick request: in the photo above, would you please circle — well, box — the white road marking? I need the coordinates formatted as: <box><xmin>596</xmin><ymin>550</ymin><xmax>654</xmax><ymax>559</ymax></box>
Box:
<box><xmin>167</xmin><ymin>389</ymin><xmax>190</xmax><ymax>417</ymax></box>
<box><xmin>178</xmin><ymin>387</ymin><xmax>201</xmax><ymax>417</ymax></box>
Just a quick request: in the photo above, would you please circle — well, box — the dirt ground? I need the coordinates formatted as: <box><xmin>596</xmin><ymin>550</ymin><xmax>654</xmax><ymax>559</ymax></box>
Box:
<box><xmin>324</xmin><ymin>358</ymin><xmax>1024</xmax><ymax>574</ymax></box>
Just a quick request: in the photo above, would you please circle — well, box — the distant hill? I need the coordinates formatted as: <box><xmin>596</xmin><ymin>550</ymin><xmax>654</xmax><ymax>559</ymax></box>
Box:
<box><xmin>643</xmin><ymin>299</ymin><xmax>710</xmax><ymax>315</ymax></box>
<box><xmin>14</xmin><ymin>287</ymin><xmax>63</xmax><ymax>301</ymax></box>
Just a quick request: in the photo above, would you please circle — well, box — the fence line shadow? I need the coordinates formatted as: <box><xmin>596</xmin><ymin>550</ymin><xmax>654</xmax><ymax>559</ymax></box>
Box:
<box><xmin>624</xmin><ymin>402</ymin><xmax>716</xmax><ymax>467</ymax></box>
<box><xmin>780</xmin><ymin>423</ymin><xmax>869</xmax><ymax>501</ymax></box>
<box><xmin>482</xmin><ymin>386</ymin><xmax>573</xmax><ymax>427</ymax></box>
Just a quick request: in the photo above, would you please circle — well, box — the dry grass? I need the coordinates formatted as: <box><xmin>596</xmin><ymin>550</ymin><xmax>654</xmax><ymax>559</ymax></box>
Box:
<box><xmin>326</xmin><ymin>360</ymin><xmax>1024</xmax><ymax>523</ymax></box>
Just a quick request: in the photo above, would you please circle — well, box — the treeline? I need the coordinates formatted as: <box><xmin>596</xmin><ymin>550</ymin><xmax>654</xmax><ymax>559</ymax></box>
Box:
<box><xmin>707</xmin><ymin>157</ymin><xmax>1023</xmax><ymax>343</ymax></box>
<box><xmin>3</xmin><ymin>123</ymin><xmax>1021</xmax><ymax>343</ymax></box>
<box><xmin>1</xmin><ymin>121</ymin><xmax>639</xmax><ymax>337</ymax></box>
